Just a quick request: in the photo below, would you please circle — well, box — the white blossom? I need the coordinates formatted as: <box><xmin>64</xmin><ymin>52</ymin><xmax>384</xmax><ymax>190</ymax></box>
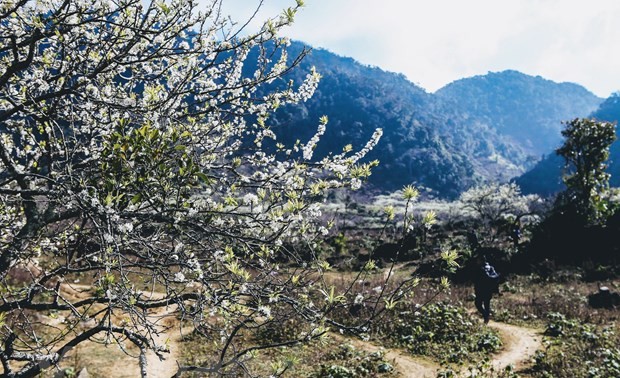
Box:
<box><xmin>118</xmin><ymin>223</ymin><xmax>133</xmax><ymax>234</ymax></box>
<box><xmin>257</xmin><ymin>305</ymin><xmax>271</xmax><ymax>318</ymax></box>
<box><xmin>354</xmin><ymin>294</ymin><xmax>364</xmax><ymax>305</ymax></box>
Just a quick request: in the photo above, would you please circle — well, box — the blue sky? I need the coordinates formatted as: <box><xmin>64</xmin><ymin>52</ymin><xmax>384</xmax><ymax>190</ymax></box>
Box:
<box><xmin>210</xmin><ymin>0</ymin><xmax>620</xmax><ymax>97</ymax></box>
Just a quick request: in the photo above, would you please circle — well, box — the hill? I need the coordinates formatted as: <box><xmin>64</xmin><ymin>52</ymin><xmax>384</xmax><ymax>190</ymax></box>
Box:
<box><xmin>515</xmin><ymin>93</ymin><xmax>620</xmax><ymax>195</ymax></box>
<box><xmin>267</xmin><ymin>43</ymin><xmax>603</xmax><ymax>197</ymax></box>
<box><xmin>436</xmin><ymin>70</ymin><xmax>602</xmax><ymax>156</ymax></box>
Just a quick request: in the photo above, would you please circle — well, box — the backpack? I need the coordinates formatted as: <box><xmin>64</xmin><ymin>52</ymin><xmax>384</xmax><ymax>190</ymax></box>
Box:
<box><xmin>483</xmin><ymin>263</ymin><xmax>500</xmax><ymax>293</ymax></box>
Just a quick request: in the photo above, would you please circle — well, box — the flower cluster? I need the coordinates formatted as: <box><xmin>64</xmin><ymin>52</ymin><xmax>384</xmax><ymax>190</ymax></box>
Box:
<box><xmin>0</xmin><ymin>0</ymin><xmax>385</xmax><ymax>375</ymax></box>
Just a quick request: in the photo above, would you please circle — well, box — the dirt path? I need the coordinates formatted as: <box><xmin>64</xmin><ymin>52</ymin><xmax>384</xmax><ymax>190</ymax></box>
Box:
<box><xmin>135</xmin><ymin>307</ymin><xmax>184</xmax><ymax>378</ymax></box>
<box><xmin>339</xmin><ymin>320</ymin><xmax>542</xmax><ymax>378</ymax></box>
<box><xmin>335</xmin><ymin>334</ymin><xmax>437</xmax><ymax>378</ymax></box>
<box><xmin>58</xmin><ymin>284</ymin><xmax>541</xmax><ymax>377</ymax></box>
<box><xmin>60</xmin><ymin>284</ymin><xmax>185</xmax><ymax>377</ymax></box>
<box><xmin>382</xmin><ymin>349</ymin><xmax>438</xmax><ymax>378</ymax></box>
<box><xmin>488</xmin><ymin>321</ymin><xmax>541</xmax><ymax>372</ymax></box>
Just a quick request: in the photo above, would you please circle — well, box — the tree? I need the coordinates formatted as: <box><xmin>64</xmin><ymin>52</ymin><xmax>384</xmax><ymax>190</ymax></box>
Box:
<box><xmin>0</xmin><ymin>1</ymin><xmax>387</xmax><ymax>376</ymax></box>
<box><xmin>556</xmin><ymin>118</ymin><xmax>617</xmax><ymax>223</ymax></box>
<box><xmin>458</xmin><ymin>183</ymin><xmax>542</xmax><ymax>246</ymax></box>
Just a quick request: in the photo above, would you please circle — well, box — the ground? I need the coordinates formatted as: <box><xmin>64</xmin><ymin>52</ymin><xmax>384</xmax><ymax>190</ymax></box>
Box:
<box><xmin>45</xmin><ymin>284</ymin><xmax>543</xmax><ymax>377</ymax></box>
<box><xmin>13</xmin><ymin>268</ymin><xmax>618</xmax><ymax>377</ymax></box>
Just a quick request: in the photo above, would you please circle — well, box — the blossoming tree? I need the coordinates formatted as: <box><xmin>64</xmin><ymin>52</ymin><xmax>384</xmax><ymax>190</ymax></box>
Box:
<box><xmin>0</xmin><ymin>0</ymin><xmax>385</xmax><ymax>376</ymax></box>
<box><xmin>458</xmin><ymin>183</ymin><xmax>543</xmax><ymax>247</ymax></box>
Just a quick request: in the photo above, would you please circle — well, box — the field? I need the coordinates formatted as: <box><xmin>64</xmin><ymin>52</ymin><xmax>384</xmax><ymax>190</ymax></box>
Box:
<box><xmin>4</xmin><ymin>192</ymin><xmax>619</xmax><ymax>378</ymax></box>
<box><xmin>36</xmin><ymin>260</ymin><xmax>619</xmax><ymax>378</ymax></box>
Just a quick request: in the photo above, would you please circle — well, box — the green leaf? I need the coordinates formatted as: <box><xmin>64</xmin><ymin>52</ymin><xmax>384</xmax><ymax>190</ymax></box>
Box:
<box><xmin>195</xmin><ymin>172</ymin><xmax>210</xmax><ymax>183</ymax></box>
<box><xmin>130</xmin><ymin>193</ymin><xmax>142</xmax><ymax>205</ymax></box>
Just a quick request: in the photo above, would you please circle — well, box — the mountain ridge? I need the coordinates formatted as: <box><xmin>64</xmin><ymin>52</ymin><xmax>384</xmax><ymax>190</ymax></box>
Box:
<box><xmin>267</xmin><ymin>42</ymin><xmax>603</xmax><ymax>197</ymax></box>
<box><xmin>515</xmin><ymin>93</ymin><xmax>620</xmax><ymax>196</ymax></box>
<box><xmin>436</xmin><ymin>69</ymin><xmax>602</xmax><ymax>156</ymax></box>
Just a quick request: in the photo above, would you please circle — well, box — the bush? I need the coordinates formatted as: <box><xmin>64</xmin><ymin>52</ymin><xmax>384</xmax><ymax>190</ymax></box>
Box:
<box><xmin>378</xmin><ymin>302</ymin><xmax>502</xmax><ymax>363</ymax></box>
<box><xmin>312</xmin><ymin>344</ymin><xmax>394</xmax><ymax>377</ymax></box>
<box><xmin>532</xmin><ymin>313</ymin><xmax>620</xmax><ymax>378</ymax></box>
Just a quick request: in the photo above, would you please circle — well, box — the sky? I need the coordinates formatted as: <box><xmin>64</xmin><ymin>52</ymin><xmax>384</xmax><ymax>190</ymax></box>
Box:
<box><xmin>211</xmin><ymin>0</ymin><xmax>620</xmax><ymax>98</ymax></box>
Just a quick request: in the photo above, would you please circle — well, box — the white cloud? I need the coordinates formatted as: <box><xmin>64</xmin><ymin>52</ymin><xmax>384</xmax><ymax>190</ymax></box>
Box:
<box><xmin>202</xmin><ymin>0</ymin><xmax>620</xmax><ymax>97</ymax></box>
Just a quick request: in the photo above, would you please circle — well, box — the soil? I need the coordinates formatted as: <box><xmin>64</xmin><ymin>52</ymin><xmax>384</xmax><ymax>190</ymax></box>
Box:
<box><xmin>381</xmin><ymin>348</ymin><xmax>437</xmax><ymax>378</ymax></box>
<box><xmin>44</xmin><ymin>284</ymin><xmax>543</xmax><ymax>377</ymax></box>
<box><xmin>124</xmin><ymin>308</ymin><xmax>184</xmax><ymax>378</ymax></box>
<box><xmin>341</xmin><ymin>320</ymin><xmax>542</xmax><ymax>378</ymax></box>
<box><xmin>332</xmin><ymin>333</ymin><xmax>438</xmax><ymax>378</ymax></box>
<box><xmin>56</xmin><ymin>284</ymin><xmax>185</xmax><ymax>378</ymax></box>
<box><xmin>488</xmin><ymin>321</ymin><xmax>541</xmax><ymax>371</ymax></box>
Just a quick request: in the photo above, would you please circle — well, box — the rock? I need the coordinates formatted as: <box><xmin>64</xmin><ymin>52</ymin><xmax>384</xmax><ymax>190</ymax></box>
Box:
<box><xmin>588</xmin><ymin>286</ymin><xmax>620</xmax><ymax>309</ymax></box>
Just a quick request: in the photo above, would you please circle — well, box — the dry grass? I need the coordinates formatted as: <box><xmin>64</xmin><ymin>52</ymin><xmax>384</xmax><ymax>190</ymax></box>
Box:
<box><xmin>443</xmin><ymin>274</ymin><xmax>620</xmax><ymax>327</ymax></box>
<box><xmin>13</xmin><ymin>258</ymin><xmax>620</xmax><ymax>378</ymax></box>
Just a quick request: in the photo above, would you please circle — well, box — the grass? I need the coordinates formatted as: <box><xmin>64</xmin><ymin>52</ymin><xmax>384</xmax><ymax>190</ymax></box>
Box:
<box><xmin>11</xmin><ymin>209</ymin><xmax>620</xmax><ymax>378</ymax></box>
<box><xmin>375</xmin><ymin>301</ymin><xmax>503</xmax><ymax>365</ymax></box>
<box><xmin>529</xmin><ymin>313</ymin><xmax>620</xmax><ymax>378</ymax></box>
<box><xmin>178</xmin><ymin>329</ymin><xmax>396</xmax><ymax>377</ymax></box>
<box><xmin>490</xmin><ymin>275</ymin><xmax>618</xmax><ymax>326</ymax></box>
<box><xmin>17</xmin><ymin>262</ymin><xmax>620</xmax><ymax>378</ymax></box>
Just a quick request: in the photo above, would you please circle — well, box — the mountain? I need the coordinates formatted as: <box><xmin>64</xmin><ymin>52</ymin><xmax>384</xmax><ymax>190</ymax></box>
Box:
<box><xmin>514</xmin><ymin>153</ymin><xmax>565</xmax><ymax>196</ymax></box>
<box><xmin>435</xmin><ymin>70</ymin><xmax>602</xmax><ymax>157</ymax></box>
<box><xmin>515</xmin><ymin>93</ymin><xmax>620</xmax><ymax>195</ymax></box>
<box><xmin>597</xmin><ymin>96</ymin><xmax>620</xmax><ymax>183</ymax></box>
<box><xmin>265</xmin><ymin>42</ymin><xmax>603</xmax><ymax>197</ymax></box>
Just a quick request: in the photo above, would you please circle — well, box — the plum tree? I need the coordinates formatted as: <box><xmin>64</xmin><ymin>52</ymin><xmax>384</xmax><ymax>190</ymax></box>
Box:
<box><xmin>0</xmin><ymin>1</ymin><xmax>386</xmax><ymax>376</ymax></box>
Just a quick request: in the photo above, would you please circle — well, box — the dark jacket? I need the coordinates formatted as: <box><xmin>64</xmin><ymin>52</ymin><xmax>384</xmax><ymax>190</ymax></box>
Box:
<box><xmin>474</xmin><ymin>262</ymin><xmax>500</xmax><ymax>297</ymax></box>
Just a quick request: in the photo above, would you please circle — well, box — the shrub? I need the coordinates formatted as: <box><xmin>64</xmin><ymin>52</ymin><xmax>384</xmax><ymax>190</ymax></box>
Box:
<box><xmin>378</xmin><ymin>302</ymin><xmax>502</xmax><ymax>363</ymax></box>
<box><xmin>532</xmin><ymin>313</ymin><xmax>620</xmax><ymax>378</ymax></box>
<box><xmin>312</xmin><ymin>343</ymin><xmax>394</xmax><ymax>377</ymax></box>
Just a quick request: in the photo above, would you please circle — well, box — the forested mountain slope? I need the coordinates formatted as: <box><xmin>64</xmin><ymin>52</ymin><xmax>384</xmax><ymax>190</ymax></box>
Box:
<box><xmin>266</xmin><ymin>42</ymin><xmax>602</xmax><ymax>197</ymax></box>
<box><xmin>436</xmin><ymin>70</ymin><xmax>602</xmax><ymax>156</ymax></box>
<box><xmin>515</xmin><ymin>93</ymin><xmax>620</xmax><ymax>196</ymax></box>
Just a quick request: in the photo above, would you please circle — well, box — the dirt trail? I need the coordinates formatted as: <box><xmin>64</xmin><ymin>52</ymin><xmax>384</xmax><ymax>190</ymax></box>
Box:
<box><xmin>339</xmin><ymin>320</ymin><xmax>542</xmax><ymax>378</ymax></box>
<box><xmin>382</xmin><ymin>349</ymin><xmax>437</xmax><ymax>378</ymax></box>
<box><xmin>61</xmin><ymin>284</ymin><xmax>185</xmax><ymax>377</ymax></box>
<box><xmin>488</xmin><ymin>321</ymin><xmax>541</xmax><ymax>372</ymax></box>
<box><xmin>131</xmin><ymin>307</ymin><xmax>184</xmax><ymax>378</ymax></box>
<box><xmin>335</xmin><ymin>334</ymin><xmax>437</xmax><ymax>378</ymax></box>
<box><xmin>59</xmin><ymin>284</ymin><xmax>541</xmax><ymax>377</ymax></box>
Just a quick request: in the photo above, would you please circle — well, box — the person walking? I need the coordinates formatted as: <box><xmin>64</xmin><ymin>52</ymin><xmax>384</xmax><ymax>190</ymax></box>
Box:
<box><xmin>473</xmin><ymin>255</ymin><xmax>500</xmax><ymax>324</ymax></box>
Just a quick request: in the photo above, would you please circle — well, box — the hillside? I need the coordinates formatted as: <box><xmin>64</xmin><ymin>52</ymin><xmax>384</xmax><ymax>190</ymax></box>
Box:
<box><xmin>436</xmin><ymin>70</ymin><xmax>602</xmax><ymax>156</ymax></box>
<box><xmin>514</xmin><ymin>153</ymin><xmax>565</xmax><ymax>196</ymax></box>
<box><xmin>266</xmin><ymin>43</ymin><xmax>602</xmax><ymax>197</ymax></box>
<box><xmin>271</xmin><ymin>45</ymin><xmax>474</xmax><ymax>197</ymax></box>
<box><xmin>515</xmin><ymin>93</ymin><xmax>620</xmax><ymax>195</ymax></box>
